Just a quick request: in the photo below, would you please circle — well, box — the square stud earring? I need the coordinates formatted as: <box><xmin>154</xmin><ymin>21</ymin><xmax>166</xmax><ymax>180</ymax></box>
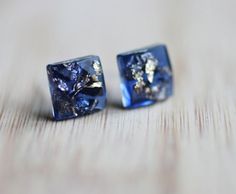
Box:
<box><xmin>47</xmin><ymin>55</ymin><xmax>107</xmax><ymax>121</ymax></box>
<box><xmin>117</xmin><ymin>44</ymin><xmax>173</xmax><ymax>108</ymax></box>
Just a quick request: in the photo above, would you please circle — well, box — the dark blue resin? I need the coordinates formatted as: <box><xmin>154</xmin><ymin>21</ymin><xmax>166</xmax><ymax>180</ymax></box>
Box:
<box><xmin>117</xmin><ymin>44</ymin><xmax>173</xmax><ymax>108</ymax></box>
<box><xmin>47</xmin><ymin>56</ymin><xmax>106</xmax><ymax>120</ymax></box>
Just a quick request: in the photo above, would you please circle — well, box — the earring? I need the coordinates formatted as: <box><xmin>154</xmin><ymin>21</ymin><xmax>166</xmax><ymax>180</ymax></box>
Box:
<box><xmin>116</xmin><ymin>44</ymin><xmax>173</xmax><ymax>108</ymax></box>
<box><xmin>47</xmin><ymin>55</ymin><xmax>107</xmax><ymax>121</ymax></box>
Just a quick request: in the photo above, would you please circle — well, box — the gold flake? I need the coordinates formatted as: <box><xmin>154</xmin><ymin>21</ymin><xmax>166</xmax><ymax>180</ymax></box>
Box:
<box><xmin>86</xmin><ymin>82</ymin><xmax>102</xmax><ymax>88</ymax></box>
<box><xmin>93</xmin><ymin>61</ymin><xmax>102</xmax><ymax>75</ymax></box>
<box><xmin>145</xmin><ymin>59</ymin><xmax>157</xmax><ymax>83</ymax></box>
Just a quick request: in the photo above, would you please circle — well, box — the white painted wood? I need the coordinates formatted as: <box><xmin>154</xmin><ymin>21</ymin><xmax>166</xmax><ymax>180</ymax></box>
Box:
<box><xmin>0</xmin><ymin>0</ymin><xmax>236</xmax><ymax>193</ymax></box>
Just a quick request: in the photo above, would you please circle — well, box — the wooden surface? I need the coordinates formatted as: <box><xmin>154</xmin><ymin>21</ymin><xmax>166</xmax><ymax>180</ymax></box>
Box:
<box><xmin>0</xmin><ymin>0</ymin><xmax>236</xmax><ymax>194</ymax></box>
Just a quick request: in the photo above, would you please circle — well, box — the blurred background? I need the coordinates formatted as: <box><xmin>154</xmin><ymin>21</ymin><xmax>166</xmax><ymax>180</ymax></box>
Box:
<box><xmin>0</xmin><ymin>0</ymin><xmax>236</xmax><ymax>194</ymax></box>
<box><xmin>1</xmin><ymin>0</ymin><xmax>235</xmax><ymax>99</ymax></box>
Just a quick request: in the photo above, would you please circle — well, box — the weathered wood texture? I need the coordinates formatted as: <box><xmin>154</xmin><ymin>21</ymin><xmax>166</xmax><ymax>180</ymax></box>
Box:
<box><xmin>0</xmin><ymin>0</ymin><xmax>236</xmax><ymax>194</ymax></box>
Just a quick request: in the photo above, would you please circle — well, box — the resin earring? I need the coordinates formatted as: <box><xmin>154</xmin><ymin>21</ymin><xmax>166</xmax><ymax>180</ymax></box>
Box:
<box><xmin>47</xmin><ymin>55</ymin><xmax>107</xmax><ymax>120</ymax></box>
<box><xmin>116</xmin><ymin>44</ymin><xmax>173</xmax><ymax>108</ymax></box>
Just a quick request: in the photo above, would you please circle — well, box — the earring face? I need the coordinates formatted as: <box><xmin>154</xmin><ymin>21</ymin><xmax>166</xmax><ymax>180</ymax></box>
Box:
<box><xmin>117</xmin><ymin>44</ymin><xmax>173</xmax><ymax>108</ymax></box>
<box><xmin>47</xmin><ymin>55</ymin><xmax>106</xmax><ymax>120</ymax></box>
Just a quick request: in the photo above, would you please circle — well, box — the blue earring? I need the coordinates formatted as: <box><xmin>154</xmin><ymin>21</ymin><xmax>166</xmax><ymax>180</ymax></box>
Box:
<box><xmin>47</xmin><ymin>55</ymin><xmax>107</xmax><ymax>121</ymax></box>
<box><xmin>116</xmin><ymin>44</ymin><xmax>173</xmax><ymax>108</ymax></box>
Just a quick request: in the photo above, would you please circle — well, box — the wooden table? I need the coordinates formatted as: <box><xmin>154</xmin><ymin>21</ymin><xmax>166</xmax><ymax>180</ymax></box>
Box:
<box><xmin>0</xmin><ymin>0</ymin><xmax>235</xmax><ymax>193</ymax></box>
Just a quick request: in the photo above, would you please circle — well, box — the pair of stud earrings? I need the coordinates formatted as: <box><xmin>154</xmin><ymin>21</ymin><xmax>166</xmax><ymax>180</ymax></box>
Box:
<box><xmin>47</xmin><ymin>44</ymin><xmax>173</xmax><ymax>121</ymax></box>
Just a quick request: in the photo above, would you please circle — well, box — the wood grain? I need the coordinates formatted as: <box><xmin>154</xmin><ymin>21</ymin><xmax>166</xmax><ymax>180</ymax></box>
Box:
<box><xmin>0</xmin><ymin>0</ymin><xmax>236</xmax><ymax>194</ymax></box>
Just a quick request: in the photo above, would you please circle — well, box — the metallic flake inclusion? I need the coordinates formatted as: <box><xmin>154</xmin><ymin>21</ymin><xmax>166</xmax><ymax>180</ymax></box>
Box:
<box><xmin>117</xmin><ymin>44</ymin><xmax>173</xmax><ymax>108</ymax></box>
<box><xmin>47</xmin><ymin>56</ymin><xmax>106</xmax><ymax>120</ymax></box>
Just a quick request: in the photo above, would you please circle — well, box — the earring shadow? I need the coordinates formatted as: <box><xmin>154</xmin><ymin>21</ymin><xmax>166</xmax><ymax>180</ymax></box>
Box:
<box><xmin>30</xmin><ymin>85</ymin><xmax>52</xmax><ymax>121</ymax></box>
<box><xmin>106</xmin><ymin>99</ymin><xmax>123</xmax><ymax>110</ymax></box>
